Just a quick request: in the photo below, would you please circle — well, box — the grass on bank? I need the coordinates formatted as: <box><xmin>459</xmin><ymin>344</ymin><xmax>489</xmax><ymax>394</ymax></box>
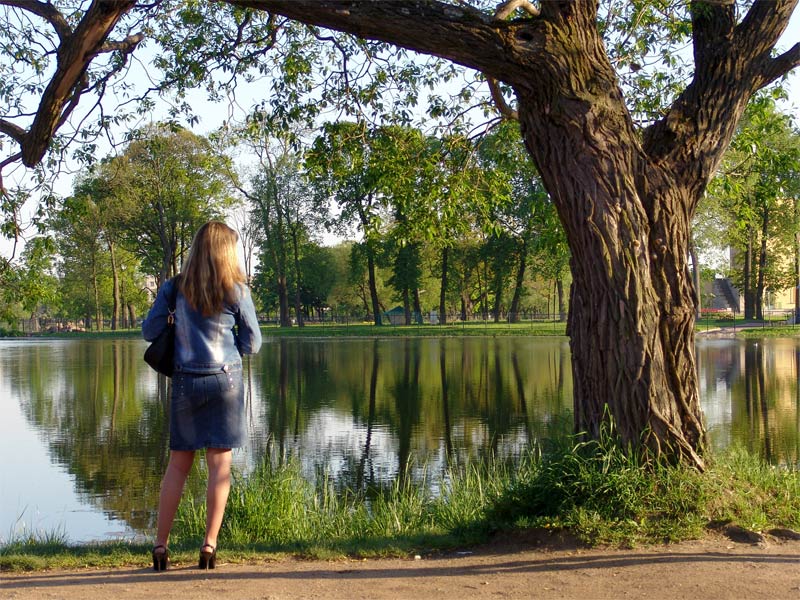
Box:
<box><xmin>8</xmin><ymin>317</ymin><xmax>800</xmax><ymax>340</ymax></box>
<box><xmin>4</xmin><ymin>320</ymin><xmax>569</xmax><ymax>339</ymax></box>
<box><xmin>4</xmin><ymin>435</ymin><xmax>800</xmax><ymax>572</ymax></box>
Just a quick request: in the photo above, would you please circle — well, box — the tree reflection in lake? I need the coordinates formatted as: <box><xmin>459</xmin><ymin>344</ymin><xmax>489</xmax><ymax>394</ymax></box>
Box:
<box><xmin>697</xmin><ymin>338</ymin><xmax>800</xmax><ymax>466</ymax></box>
<box><xmin>247</xmin><ymin>337</ymin><xmax>574</xmax><ymax>495</ymax></box>
<box><xmin>4</xmin><ymin>335</ymin><xmax>800</xmax><ymax>542</ymax></box>
<box><xmin>5</xmin><ymin>339</ymin><xmax>169</xmax><ymax>534</ymax></box>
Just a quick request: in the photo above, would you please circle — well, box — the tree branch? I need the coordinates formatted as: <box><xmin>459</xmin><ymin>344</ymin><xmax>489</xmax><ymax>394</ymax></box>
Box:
<box><xmin>98</xmin><ymin>32</ymin><xmax>146</xmax><ymax>55</ymax></box>
<box><xmin>0</xmin><ymin>0</ymin><xmax>72</xmax><ymax>42</ymax></box>
<box><xmin>690</xmin><ymin>0</ymin><xmax>736</xmax><ymax>73</ymax></box>
<box><xmin>736</xmin><ymin>0</ymin><xmax>799</xmax><ymax>55</ymax></box>
<box><xmin>483</xmin><ymin>1</ymin><xmax>538</xmax><ymax>121</ymax></box>
<box><xmin>644</xmin><ymin>0</ymin><xmax>799</xmax><ymax>197</ymax></box>
<box><xmin>226</xmin><ymin>0</ymin><xmax>539</xmax><ymax>84</ymax></box>
<box><xmin>0</xmin><ymin>120</ymin><xmax>26</xmax><ymax>144</ymax></box>
<box><xmin>759</xmin><ymin>42</ymin><xmax>800</xmax><ymax>87</ymax></box>
<box><xmin>20</xmin><ymin>0</ymin><xmax>137</xmax><ymax>168</ymax></box>
<box><xmin>487</xmin><ymin>77</ymin><xmax>518</xmax><ymax>120</ymax></box>
<box><xmin>494</xmin><ymin>0</ymin><xmax>539</xmax><ymax>20</ymax></box>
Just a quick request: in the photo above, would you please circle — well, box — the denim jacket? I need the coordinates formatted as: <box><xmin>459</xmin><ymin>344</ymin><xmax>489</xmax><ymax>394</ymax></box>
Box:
<box><xmin>142</xmin><ymin>278</ymin><xmax>262</xmax><ymax>374</ymax></box>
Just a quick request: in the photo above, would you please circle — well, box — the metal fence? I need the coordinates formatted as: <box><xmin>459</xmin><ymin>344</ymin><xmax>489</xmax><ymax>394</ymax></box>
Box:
<box><xmin>258</xmin><ymin>310</ymin><xmax>569</xmax><ymax>328</ymax></box>
<box><xmin>11</xmin><ymin>308</ymin><xmax>800</xmax><ymax>334</ymax></box>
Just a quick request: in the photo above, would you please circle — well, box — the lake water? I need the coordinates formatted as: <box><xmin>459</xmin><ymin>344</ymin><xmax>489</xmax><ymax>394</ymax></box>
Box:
<box><xmin>1</xmin><ymin>336</ymin><xmax>798</xmax><ymax>543</ymax></box>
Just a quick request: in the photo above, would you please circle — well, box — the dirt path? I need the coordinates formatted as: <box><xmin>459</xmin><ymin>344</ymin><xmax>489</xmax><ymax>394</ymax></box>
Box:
<box><xmin>3</xmin><ymin>534</ymin><xmax>800</xmax><ymax>600</ymax></box>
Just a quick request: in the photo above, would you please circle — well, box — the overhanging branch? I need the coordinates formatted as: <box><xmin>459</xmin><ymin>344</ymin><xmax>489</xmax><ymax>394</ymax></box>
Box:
<box><xmin>0</xmin><ymin>120</ymin><xmax>26</xmax><ymax>144</ymax></box>
<box><xmin>758</xmin><ymin>43</ymin><xmax>800</xmax><ymax>88</ymax></box>
<box><xmin>21</xmin><ymin>0</ymin><xmax>137</xmax><ymax>167</ymax></box>
<box><xmin>0</xmin><ymin>0</ymin><xmax>72</xmax><ymax>42</ymax></box>
<box><xmin>227</xmin><ymin>0</ymin><xmax>531</xmax><ymax>83</ymax></box>
<box><xmin>484</xmin><ymin>0</ymin><xmax>540</xmax><ymax>121</ymax></box>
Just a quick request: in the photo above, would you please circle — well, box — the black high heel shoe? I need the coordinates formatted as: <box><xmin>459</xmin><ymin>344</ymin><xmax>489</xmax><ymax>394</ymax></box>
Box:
<box><xmin>198</xmin><ymin>544</ymin><xmax>217</xmax><ymax>570</ymax></box>
<box><xmin>152</xmin><ymin>545</ymin><xmax>169</xmax><ymax>571</ymax></box>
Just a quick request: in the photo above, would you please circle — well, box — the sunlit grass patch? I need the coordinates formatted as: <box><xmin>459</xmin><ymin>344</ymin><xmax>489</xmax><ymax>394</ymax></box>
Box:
<box><xmin>171</xmin><ymin>458</ymin><xmax>504</xmax><ymax>556</ymax></box>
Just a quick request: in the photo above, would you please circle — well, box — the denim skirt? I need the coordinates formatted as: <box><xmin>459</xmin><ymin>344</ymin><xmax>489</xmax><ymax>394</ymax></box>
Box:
<box><xmin>169</xmin><ymin>367</ymin><xmax>245</xmax><ymax>450</ymax></box>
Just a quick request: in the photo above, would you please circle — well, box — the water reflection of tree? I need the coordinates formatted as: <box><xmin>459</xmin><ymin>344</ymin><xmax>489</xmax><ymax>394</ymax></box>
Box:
<box><xmin>441</xmin><ymin>338</ymin><xmax>453</xmax><ymax>458</ymax></box>
<box><xmin>705</xmin><ymin>338</ymin><xmax>800</xmax><ymax>465</ymax></box>
<box><xmin>394</xmin><ymin>338</ymin><xmax>421</xmax><ymax>483</ymax></box>
<box><xmin>744</xmin><ymin>341</ymin><xmax>773</xmax><ymax>461</ymax></box>
<box><xmin>11</xmin><ymin>340</ymin><xmax>170</xmax><ymax>532</ymax></box>
<box><xmin>356</xmin><ymin>340</ymin><xmax>379</xmax><ymax>490</ymax></box>
<box><xmin>14</xmin><ymin>336</ymin><xmax>579</xmax><ymax>536</ymax></box>
<box><xmin>249</xmin><ymin>337</ymin><xmax>573</xmax><ymax>489</ymax></box>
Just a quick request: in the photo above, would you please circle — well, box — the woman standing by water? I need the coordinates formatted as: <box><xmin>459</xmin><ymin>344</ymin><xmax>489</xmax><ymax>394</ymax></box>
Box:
<box><xmin>142</xmin><ymin>221</ymin><xmax>262</xmax><ymax>571</ymax></box>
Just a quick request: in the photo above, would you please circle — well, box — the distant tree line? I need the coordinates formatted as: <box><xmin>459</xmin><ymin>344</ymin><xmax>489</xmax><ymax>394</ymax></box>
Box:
<box><xmin>2</xmin><ymin>120</ymin><xmax>571</xmax><ymax>330</ymax></box>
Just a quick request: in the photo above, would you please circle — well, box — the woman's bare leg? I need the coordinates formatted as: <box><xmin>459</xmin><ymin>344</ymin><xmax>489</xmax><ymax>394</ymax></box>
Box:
<box><xmin>155</xmin><ymin>450</ymin><xmax>195</xmax><ymax>548</ymax></box>
<box><xmin>203</xmin><ymin>448</ymin><xmax>233</xmax><ymax>548</ymax></box>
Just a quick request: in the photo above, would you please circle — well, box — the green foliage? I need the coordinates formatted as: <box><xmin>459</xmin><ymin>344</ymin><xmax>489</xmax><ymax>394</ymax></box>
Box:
<box><xmin>700</xmin><ymin>92</ymin><xmax>800</xmax><ymax>316</ymax></box>
<box><xmin>704</xmin><ymin>447</ymin><xmax>800</xmax><ymax>531</ymax></box>
<box><xmin>490</xmin><ymin>430</ymin><xmax>709</xmax><ymax>545</ymax></box>
<box><xmin>171</xmin><ymin>457</ymin><xmax>498</xmax><ymax>554</ymax></box>
<box><xmin>117</xmin><ymin>124</ymin><xmax>235</xmax><ymax>280</ymax></box>
<box><xmin>599</xmin><ymin>0</ymin><xmax>694</xmax><ymax>123</ymax></box>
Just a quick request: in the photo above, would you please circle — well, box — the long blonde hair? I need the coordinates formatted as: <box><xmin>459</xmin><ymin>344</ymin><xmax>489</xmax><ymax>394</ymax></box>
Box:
<box><xmin>179</xmin><ymin>221</ymin><xmax>246</xmax><ymax>316</ymax></box>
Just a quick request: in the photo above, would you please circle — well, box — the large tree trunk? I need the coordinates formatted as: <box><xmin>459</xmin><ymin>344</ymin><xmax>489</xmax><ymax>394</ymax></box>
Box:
<box><xmin>517</xmin><ymin>96</ymin><xmax>706</xmax><ymax>467</ymax></box>
<box><xmin>508</xmin><ymin>238</ymin><xmax>528</xmax><ymax>323</ymax></box>
<box><xmin>367</xmin><ymin>250</ymin><xmax>382</xmax><ymax>326</ymax></box>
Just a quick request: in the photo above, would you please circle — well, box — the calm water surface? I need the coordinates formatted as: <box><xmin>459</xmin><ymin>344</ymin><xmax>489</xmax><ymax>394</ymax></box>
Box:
<box><xmin>1</xmin><ymin>336</ymin><xmax>798</xmax><ymax>543</ymax></box>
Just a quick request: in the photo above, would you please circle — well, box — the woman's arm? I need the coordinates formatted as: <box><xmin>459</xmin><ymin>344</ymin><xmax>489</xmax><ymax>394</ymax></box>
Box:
<box><xmin>235</xmin><ymin>286</ymin><xmax>262</xmax><ymax>355</ymax></box>
<box><xmin>141</xmin><ymin>280</ymin><xmax>174</xmax><ymax>342</ymax></box>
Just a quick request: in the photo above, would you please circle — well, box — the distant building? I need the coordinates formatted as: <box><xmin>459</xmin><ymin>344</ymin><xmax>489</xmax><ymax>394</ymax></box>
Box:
<box><xmin>383</xmin><ymin>306</ymin><xmax>406</xmax><ymax>325</ymax></box>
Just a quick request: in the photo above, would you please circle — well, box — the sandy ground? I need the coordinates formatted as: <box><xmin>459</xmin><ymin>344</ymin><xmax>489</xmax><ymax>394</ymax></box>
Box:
<box><xmin>3</xmin><ymin>532</ymin><xmax>800</xmax><ymax>600</ymax></box>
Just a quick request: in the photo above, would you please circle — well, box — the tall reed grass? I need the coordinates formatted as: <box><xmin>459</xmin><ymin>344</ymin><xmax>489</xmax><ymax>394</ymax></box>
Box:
<box><xmin>172</xmin><ymin>457</ymin><xmax>508</xmax><ymax>555</ymax></box>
